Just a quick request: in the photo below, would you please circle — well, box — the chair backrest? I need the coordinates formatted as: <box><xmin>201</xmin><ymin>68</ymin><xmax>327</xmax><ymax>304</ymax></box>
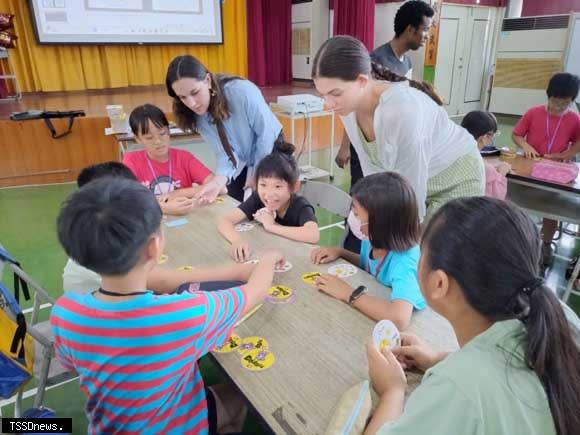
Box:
<box><xmin>300</xmin><ymin>180</ymin><xmax>351</xmax><ymax>219</ymax></box>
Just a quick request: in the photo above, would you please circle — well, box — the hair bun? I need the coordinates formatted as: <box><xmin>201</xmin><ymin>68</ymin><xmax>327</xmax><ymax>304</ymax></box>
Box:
<box><xmin>273</xmin><ymin>139</ymin><xmax>295</xmax><ymax>156</ymax></box>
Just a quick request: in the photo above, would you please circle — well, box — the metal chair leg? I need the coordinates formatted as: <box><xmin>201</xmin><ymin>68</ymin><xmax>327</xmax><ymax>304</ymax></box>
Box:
<box><xmin>563</xmin><ymin>256</ymin><xmax>580</xmax><ymax>303</ymax></box>
<box><xmin>33</xmin><ymin>349</ymin><xmax>52</xmax><ymax>409</ymax></box>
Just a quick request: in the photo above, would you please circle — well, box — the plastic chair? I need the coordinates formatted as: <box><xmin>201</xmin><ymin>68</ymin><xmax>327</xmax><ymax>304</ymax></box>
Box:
<box><xmin>300</xmin><ymin>180</ymin><xmax>352</xmax><ymax>219</ymax></box>
<box><xmin>0</xmin><ymin>248</ymin><xmax>76</xmax><ymax>417</ymax></box>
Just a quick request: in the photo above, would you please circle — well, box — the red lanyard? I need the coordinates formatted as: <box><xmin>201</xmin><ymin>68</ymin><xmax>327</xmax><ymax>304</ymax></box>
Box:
<box><xmin>366</xmin><ymin>251</ymin><xmax>388</xmax><ymax>279</ymax></box>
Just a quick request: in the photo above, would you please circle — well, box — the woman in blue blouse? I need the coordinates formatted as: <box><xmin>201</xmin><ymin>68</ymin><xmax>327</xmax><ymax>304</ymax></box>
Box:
<box><xmin>166</xmin><ymin>55</ymin><xmax>283</xmax><ymax>202</ymax></box>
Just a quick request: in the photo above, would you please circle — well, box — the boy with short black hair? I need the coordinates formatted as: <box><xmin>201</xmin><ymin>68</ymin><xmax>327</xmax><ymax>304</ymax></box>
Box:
<box><xmin>52</xmin><ymin>177</ymin><xmax>282</xmax><ymax>434</ymax></box>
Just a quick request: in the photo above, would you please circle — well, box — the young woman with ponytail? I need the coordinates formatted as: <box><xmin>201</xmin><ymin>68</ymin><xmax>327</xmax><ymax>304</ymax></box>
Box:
<box><xmin>312</xmin><ymin>35</ymin><xmax>485</xmax><ymax>221</ymax></box>
<box><xmin>364</xmin><ymin>197</ymin><xmax>580</xmax><ymax>435</ymax></box>
<box><xmin>166</xmin><ymin>55</ymin><xmax>283</xmax><ymax>202</ymax></box>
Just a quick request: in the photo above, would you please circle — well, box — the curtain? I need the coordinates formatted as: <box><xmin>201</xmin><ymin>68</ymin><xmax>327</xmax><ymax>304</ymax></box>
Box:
<box><xmin>333</xmin><ymin>0</ymin><xmax>375</xmax><ymax>51</ymax></box>
<box><xmin>0</xmin><ymin>0</ymin><xmax>248</xmax><ymax>92</ymax></box>
<box><xmin>247</xmin><ymin>0</ymin><xmax>292</xmax><ymax>86</ymax></box>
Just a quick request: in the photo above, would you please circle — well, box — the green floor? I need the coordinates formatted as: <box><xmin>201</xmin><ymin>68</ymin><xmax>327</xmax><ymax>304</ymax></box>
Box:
<box><xmin>1</xmin><ymin>136</ymin><xmax>579</xmax><ymax>433</ymax></box>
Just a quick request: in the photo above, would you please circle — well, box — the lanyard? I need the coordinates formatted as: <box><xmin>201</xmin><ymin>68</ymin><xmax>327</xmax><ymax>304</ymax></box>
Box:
<box><xmin>545</xmin><ymin>111</ymin><xmax>564</xmax><ymax>154</ymax></box>
<box><xmin>366</xmin><ymin>250</ymin><xmax>388</xmax><ymax>279</ymax></box>
<box><xmin>146</xmin><ymin>151</ymin><xmax>173</xmax><ymax>196</ymax></box>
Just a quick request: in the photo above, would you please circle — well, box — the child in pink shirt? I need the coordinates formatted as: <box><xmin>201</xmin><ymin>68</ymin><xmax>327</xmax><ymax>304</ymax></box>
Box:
<box><xmin>461</xmin><ymin>111</ymin><xmax>509</xmax><ymax>200</ymax></box>
<box><xmin>511</xmin><ymin>73</ymin><xmax>580</xmax><ymax>267</ymax></box>
<box><xmin>123</xmin><ymin>104</ymin><xmax>220</xmax><ymax>215</ymax></box>
<box><xmin>512</xmin><ymin>72</ymin><xmax>580</xmax><ymax>160</ymax></box>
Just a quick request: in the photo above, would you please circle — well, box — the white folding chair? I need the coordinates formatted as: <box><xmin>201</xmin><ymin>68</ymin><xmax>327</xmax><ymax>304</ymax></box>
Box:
<box><xmin>300</xmin><ymin>180</ymin><xmax>352</xmax><ymax>219</ymax></box>
<box><xmin>0</xmin><ymin>249</ymin><xmax>76</xmax><ymax>417</ymax></box>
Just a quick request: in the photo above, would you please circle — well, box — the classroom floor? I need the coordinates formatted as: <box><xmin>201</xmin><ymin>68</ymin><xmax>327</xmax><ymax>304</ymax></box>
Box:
<box><xmin>1</xmin><ymin>120</ymin><xmax>579</xmax><ymax>433</ymax></box>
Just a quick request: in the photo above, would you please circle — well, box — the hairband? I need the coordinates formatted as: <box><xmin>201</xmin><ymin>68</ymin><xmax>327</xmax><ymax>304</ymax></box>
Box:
<box><xmin>520</xmin><ymin>277</ymin><xmax>544</xmax><ymax>295</ymax></box>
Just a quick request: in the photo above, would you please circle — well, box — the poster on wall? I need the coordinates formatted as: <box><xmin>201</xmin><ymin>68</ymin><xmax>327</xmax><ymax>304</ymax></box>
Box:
<box><xmin>424</xmin><ymin>0</ymin><xmax>443</xmax><ymax>66</ymax></box>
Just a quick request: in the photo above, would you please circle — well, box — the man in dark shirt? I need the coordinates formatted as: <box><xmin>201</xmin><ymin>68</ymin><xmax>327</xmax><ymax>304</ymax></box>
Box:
<box><xmin>371</xmin><ymin>0</ymin><xmax>435</xmax><ymax>78</ymax></box>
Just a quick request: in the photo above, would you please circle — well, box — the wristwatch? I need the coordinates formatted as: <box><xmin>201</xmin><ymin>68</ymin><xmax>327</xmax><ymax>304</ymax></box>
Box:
<box><xmin>348</xmin><ymin>285</ymin><xmax>366</xmax><ymax>306</ymax></box>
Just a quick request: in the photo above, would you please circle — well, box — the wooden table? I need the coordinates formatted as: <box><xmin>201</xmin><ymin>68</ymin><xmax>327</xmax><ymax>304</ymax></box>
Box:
<box><xmin>162</xmin><ymin>197</ymin><xmax>458</xmax><ymax>435</ymax></box>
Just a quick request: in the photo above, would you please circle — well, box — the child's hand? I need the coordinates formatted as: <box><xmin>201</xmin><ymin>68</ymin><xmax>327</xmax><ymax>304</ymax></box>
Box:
<box><xmin>315</xmin><ymin>274</ymin><xmax>352</xmax><ymax>302</ymax></box>
<box><xmin>259</xmin><ymin>249</ymin><xmax>284</xmax><ymax>266</ymax></box>
<box><xmin>230</xmin><ymin>241</ymin><xmax>251</xmax><ymax>263</ymax></box>
<box><xmin>254</xmin><ymin>208</ymin><xmax>276</xmax><ymax>229</ymax></box>
<box><xmin>367</xmin><ymin>342</ymin><xmax>407</xmax><ymax>397</ymax></box>
<box><xmin>391</xmin><ymin>333</ymin><xmax>447</xmax><ymax>372</ymax></box>
<box><xmin>310</xmin><ymin>247</ymin><xmax>341</xmax><ymax>264</ymax></box>
<box><xmin>162</xmin><ymin>196</ymin><xmax>196</xmax><ymax>216</ymax></box>
<box><xmin>496</xmin><ymin>161</ymin><xmax>512</xmax><ymax>176</ymax></box>
<box><xmin>521</xmin><ymin>143</ymin><xmax>540</xmax><ymax>159</ymax></box>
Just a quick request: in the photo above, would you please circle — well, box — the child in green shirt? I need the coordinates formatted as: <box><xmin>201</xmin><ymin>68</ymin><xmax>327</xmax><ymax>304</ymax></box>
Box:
<box><xmin>365</xmin><ymin>197</ymin><xmax>580</xmax><ymax>435</ymax></box>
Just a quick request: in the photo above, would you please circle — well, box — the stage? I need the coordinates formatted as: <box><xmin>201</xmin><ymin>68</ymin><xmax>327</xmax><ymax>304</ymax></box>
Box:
<box><xmin>0</xmin><ymin>82</ymin><xmax>342</xmax><ymax>188</ymax></box>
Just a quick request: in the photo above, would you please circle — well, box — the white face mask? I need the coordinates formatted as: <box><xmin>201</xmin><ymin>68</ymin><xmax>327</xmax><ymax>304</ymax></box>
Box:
<box><xmin>347</xmin><ymin>210</ymin><xmax>369</xmax><ymax>241</ymax></box>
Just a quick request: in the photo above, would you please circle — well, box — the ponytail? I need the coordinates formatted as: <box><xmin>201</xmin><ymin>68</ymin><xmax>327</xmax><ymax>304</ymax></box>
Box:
<box><xmin>521</xmin><ymin>284</ymin><xmax>580</xmax><ymax>435</ymax></box>
<box><xmin>371</xmin><ymin>62</ymin><xmax>444</xmax><ymax>106</ymax></box>
<box><xmin>423</xmin><ymin>197</ymin><xmax>580</xmax><ymax>435</ymax></box>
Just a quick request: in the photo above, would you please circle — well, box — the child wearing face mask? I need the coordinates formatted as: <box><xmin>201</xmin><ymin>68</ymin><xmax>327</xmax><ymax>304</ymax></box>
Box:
<box><xmin>310</xmin><ymin>172</ymin><xmax>425</xmax><ymax>330</ymax></box>
<box><xmin>461</xmin><ymin>111</ymin><xmax>510</xmax><ymax>200</ymax></box>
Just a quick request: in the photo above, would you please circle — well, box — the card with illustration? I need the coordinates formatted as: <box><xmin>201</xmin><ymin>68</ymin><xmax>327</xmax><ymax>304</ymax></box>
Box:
<box><xmin>158</xmin><ymin>254</ymin><xmax>169</xmax><ymax>264</ymax></box>
<box><xmin>372</xmin><ymin>320</ymin><xmax>401</xmax><ymax>353</ymax></box>
<box><xmin>274</xmin><ymin>260</ymin><xmax>292</xmax><ymax>273</ymax></box>
<box><xmin>235</xmin><ymin>222</ymin><xmax>255</xmax><ymax>232</ymax></box>
<box><xmin>302</xmin><ymin>271</ymin><xmax>321</xmax><ymax>285</ymax></box>
<box><xmin>327</xmin><ymin>263</ymin><xmax>358</xmax><ymax>278</ymax></box>
<box><xmin>241</xmin><ymin>349</ymin><xmax>275</xmax><ymax>372</ymax></box>
<box><xmin>214</xmin><ymin>334</ymin><xmax>242</xmax><ymax>353</ymax></box>
<box><xmin>176</xmin><ymin>265</ymin><xmax>194</xmax><ymax>271</ymax></box>
<box><xmin>238</xmin><ymin>336</ymin><xmax>269</xmax><ymax>355</ymax></box>
<box><xmin>266</xmin><ymin>285</ymin><xmax>295</xmax><ymax>304</ymax></box>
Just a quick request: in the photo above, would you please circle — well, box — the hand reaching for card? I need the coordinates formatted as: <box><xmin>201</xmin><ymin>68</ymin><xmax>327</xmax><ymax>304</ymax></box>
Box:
<box><xmin>315</xmin><ymin>274</ymin><xmax>352</xmax><ymax>302</ymax></box>
<box><xmin>391</xmin><ymin>333</ymin><xmax>448</xmax><ymax>372</ymax></box>
<box><xmin>310</xmin><ymin>247</ymin><xmax>341</xmax><ymax>264</ymax></box>
<box><xmin>231</xmin><ymin>241</ymin><xmax>251</xmax><ymax>263</ymax></box>
<box><xmin>160</xmin><ymin>196</ymin><xmax>196</xmax><ymax>216</ymax></box>
<box><xmin>366</xmin><ymin>342</ymin><xmax>407</xmax><ymax>397</ymax></box>
<box><xmin>195</xmin><ymin>175</ymin><xmax>228</xmax><ymax>204</ymax></box>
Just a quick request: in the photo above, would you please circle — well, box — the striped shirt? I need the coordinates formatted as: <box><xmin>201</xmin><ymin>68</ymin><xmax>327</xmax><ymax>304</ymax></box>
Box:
<box><xmin>50</xmin><ymin>288</ymin><xmax>247</xmax><ymax>435</ymax></box>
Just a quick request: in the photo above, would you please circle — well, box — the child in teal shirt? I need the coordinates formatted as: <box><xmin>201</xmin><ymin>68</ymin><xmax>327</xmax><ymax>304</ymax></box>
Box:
<box><xmin>311</xmin><ymin>172</ymin><xmax>425</xmax><ymax>330</ymax></box>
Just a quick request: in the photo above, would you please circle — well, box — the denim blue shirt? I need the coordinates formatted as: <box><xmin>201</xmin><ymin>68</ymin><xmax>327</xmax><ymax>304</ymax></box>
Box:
<box><xmin>195</xmin><ymin>79</ymin><xmax>282</xmax><ymax>181</ymax></box>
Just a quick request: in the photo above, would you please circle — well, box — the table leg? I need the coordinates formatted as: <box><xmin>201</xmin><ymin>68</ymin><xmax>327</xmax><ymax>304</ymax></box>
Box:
<box><xmin>330</xmin><ymin>112</ymin><xmax>335</xmax><ymax>181</ymax></box>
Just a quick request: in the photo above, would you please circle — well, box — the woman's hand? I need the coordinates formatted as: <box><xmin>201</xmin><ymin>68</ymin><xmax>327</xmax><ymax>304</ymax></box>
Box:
<box><xmin>196</xmin><ymin>175</ymin><xmax>228</xmax><ymax>204</ymax></box>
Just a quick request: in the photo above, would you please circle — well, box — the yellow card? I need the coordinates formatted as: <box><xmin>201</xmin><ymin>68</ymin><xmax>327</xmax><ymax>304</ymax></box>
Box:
<box><xmin>241</xmin><ymin>349</ymin><xmax>275</xmax><ymax>371</ymax></box>
<box><xmin>177</xmin><ymin>265</ymin><xmax>193</xmax><ymax>271</ymax></box>
<box><xmin>238</xmin><ymin>336</ymin><xmax>269</xmax><ymax>355</ymax></box>
<box><xmin>267</xmin><ymin>285</ymin><xmax>293</xmax><ymax>302</ymax></box>
<box><xmin>302</xmin><ymin>272</ymin><xmax>321</xmax><ymax>285</ymax></box>
<box><xmin>158</xmin><ymin>254</ymin><xmax>169</xmax><ymax>264</ymax></box>
<box><xmin>214</xmin><ymin>334</ymin><xmax>241</xmax><ymax>353</ymax></box>
<box><xmin>215</xmin><ymin>196</ymin><xmax>225</xmax><ymax>203</ymax></box>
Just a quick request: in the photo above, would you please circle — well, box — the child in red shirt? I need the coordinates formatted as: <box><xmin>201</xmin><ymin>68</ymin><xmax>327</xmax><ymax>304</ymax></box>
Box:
<box><xmin>123</xmin><ymin>104</ymin><xmax>222</xmax><ymax>215</ymax></box>
<box><xmin>512</xmin><ymin>72</ymin><xmax>580</xmax><ymax>267</ymax></box>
